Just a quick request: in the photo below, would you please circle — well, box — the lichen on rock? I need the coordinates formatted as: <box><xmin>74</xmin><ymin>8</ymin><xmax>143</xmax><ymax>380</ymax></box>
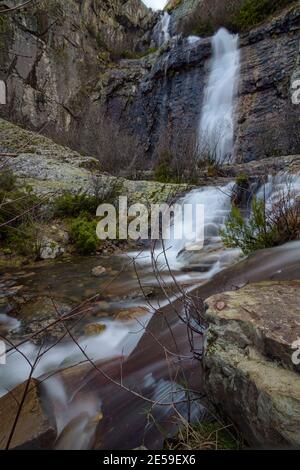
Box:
<box><xmin>203</xmin><ymin>281</ymin><xmax>300</xmax><ymax>448</ymax></box>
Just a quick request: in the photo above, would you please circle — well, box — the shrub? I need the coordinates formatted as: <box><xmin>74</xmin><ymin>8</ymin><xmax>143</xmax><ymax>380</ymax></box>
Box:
<box><xmin>221</xmin><ymin>182</ymin><xmax>300</xmax><ymax>255</ymax></box>
<box><xmin>0</xmin><ymin>169</ymin><xmax>43</xmax><ymax>259</ymax></box>
<box><xmin>0</xmin><ymin>188</ymin><xmax>39</xmax><ymax>243</ymax></box>
<box><xmin>220</xmin><ymin>197</ymin><xmax>279</xmax><ymax>255</ymax></box>
<box><xmin>154</xmin><ymin>150</ymin><xmax>174</xmax><ymax>183</ymax></box>
<box><xmin>233</xmin><ymin>0</ymin><xmax>295</xmax><ymax>31</ymax></box>
<box><xmin>7</xmin><ymin>223</ymin><xmax>42</xmax><ymax>260</ymax></box>
<box><xmin>236</xmin><ymin>173</ymin><xmax>249</xmax><ymax>187</ymax></box>
<box><xmin>70</xmin><ymin>216</ymin><xmax>99</xmax><ymax>255</ymax></box>
<box><xmin>154</xmin><ymin>132</ymin><xmax>200</xmax><ymax>184</ymax></box>
<box><xmin>179</xmin><ymin>0</ymin><xmax>296</xmax><ymax>37</ymax></box>
<box><xmin>54</xmin><ymin>193</ymin><xmax>99</xmax><ymax>218</ymax></box>
<box><xmin>191</xmin><ymin>18</ymin><xmax>214</xmax><ymax>37</ymax></box>
<box><xmin>0</xmin><ymin>168</ymin><xmax>16</xmax><ymax>192</ymax></box>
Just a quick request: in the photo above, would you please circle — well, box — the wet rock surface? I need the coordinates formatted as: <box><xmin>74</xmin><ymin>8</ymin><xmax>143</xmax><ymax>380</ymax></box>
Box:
<box><xmin>203</xmin><ymin>281</ymin><xmax>300</xmax><ymax>448</ymax></box>
<box><xmin>0</xmin><ymin>379</ymin><xmax>56</xmax><ymax>449</ymax></box>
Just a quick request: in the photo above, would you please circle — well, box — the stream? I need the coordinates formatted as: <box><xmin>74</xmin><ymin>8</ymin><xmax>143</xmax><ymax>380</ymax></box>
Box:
<box><xmin>1</xmin><ymin>175</ymin><xmax>300</xmax><ymax>449</ymax></box>
<box><xmin>0</xmin><ymin>26</ymin><xmax>300</xmax><ymax>450</ymax></box>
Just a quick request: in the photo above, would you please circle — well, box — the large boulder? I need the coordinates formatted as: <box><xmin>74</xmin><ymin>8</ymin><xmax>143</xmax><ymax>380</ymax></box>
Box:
<box><xmin>0</xmin><ymin>379</ymin><xmax>56</xmax><ymax>449</ymax></box>
<box><xmin>203</xmin><ymin>281</ymin><xmax>300</xmax><ymax>448</ymax></box>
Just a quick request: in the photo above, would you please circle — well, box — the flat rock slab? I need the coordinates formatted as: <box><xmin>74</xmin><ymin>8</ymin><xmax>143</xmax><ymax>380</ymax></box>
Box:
<box><xmin>203</xmin><ymin>281</ymin><xmax>300</xmax><ymax>448</ymax></box>
<box><xmin>0</xmin><ymin>379</ymin><xmax>56</xmax><ymax>449</ymax></box>
<box><xmin>205</xmin><ymin>280</ymin><xmax>300</xmax><ymax>371</ymax></box>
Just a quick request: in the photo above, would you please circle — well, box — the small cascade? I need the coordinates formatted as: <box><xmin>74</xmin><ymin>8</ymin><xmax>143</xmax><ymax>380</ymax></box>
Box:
<box><xmin>187</xmin><ymin>35</ymin><xmax>201</xmax><ymax>45</ymax></box>
<box><xmin>199</xmin><ymin>28</ymin><xmax>240</xmax><ymax>163</ymax></box>
<box><xmin>257</xmin><ymin>174</ymin><xmax>300</xmax><ymax>210</ymax></box>
<box><xmin>162</xmin><ymin>183</ymin><xmax>240</xmax><ymax>273</ymax></box>
<box><xmin>157</xmin><ymin>11</ymin><xmax>171</xmax><ymax>45</ymax></box>
<box><xmin>160</xmin><ymin>11</ymin><xmax>171</xmax><ymax>45</ymax></box>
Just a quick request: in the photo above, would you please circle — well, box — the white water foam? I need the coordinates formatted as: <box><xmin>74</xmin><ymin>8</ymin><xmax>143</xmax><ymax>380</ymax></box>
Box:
<box><xmin>199</xmin><ymin>28</ymin><xmax>240</xmax><ymax>163</ymax></box>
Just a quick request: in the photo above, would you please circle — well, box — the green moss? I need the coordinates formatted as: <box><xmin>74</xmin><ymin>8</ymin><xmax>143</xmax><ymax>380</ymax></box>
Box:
<box><xmin>184</xmin><ymin>0</ymin><xmax>296</xmax><ymax>37</ymax></box>
<box><xmin>97</xmin><ymin>50</ymin><xmax>111</xmax><ymax>64</ymax></box>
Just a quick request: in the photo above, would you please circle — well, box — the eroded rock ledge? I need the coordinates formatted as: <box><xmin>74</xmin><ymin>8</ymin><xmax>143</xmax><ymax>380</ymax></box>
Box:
<box><xmin>203</xmin><ymin>281</ymin><xmax>300</xmax><ymax>448</ymax></box>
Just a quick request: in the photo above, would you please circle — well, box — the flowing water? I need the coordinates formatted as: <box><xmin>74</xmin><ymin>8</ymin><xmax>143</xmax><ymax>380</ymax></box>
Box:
<box><xmin>1</xmin><ymin>25</ymin><xmax>299</xmax><ymax>449</ymax></box>
<box><xmin>157</xmin><ymin>11</ymin><xmax>171</xmax><ymax>46</ymax></box>
<box><xmin>199</xmin><ymin>28</ymin><xmax>240</xmax><ymax>163</ymax></box>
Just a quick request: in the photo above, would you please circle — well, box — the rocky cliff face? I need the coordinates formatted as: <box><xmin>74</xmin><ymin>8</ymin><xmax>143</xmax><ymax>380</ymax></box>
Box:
<box><xmin>0</xmin><ymin>0</ymin><xmax>156</xmax><ymax>156</ymax></box>
<box><xmin>236</xmin><ymin>6</ymin><xmax>300</xmax><ymax>161</ymax></box>
<box><xmin>0</xmin><ymin>1</ymin><xmax>299</xmax><ymax>166</ymax></box>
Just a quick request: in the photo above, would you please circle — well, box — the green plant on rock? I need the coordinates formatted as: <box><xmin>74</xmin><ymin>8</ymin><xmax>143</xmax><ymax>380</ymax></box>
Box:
<box><xmin>236</xmin><ymin>173</ymin><xmax>249</xmax><ymax>187</ymax></box>
<box><xmin>165</xmin><ymin>418</ymin><xmax>242</xmax><ymax>450</ymax></box>
<box><xmin>154</xmin><ymin>150</ymin><xmax>175</xmax><ymax>183</ymax></box>
<box><xmin>7</xmin><ymin>223</ymin><xmax>43</xmax><ymax>260</ymax></box>
<box><xmin>54</xmin><ymin>192</ymin><xmax>99</xmax><ymax>218</ymax></box>
<box><xmin>220</xmin><ymin>197</ymin><xmax>278</xmax><ymax>255</ymax></box>
<box><xmin>233</xmin><ymin>0</ymin><xmax>296</xmax><ymax>31</ymax></box>
<box><xmin>0</xmin><ymin>168</ymin><xmax>16</xmax><ymax>192</ymax></box>
<box><xmin>0</xmin><ymin>187</ymin><xmax>40</xmax><ymax>244</ymax></box>
<box><xmin>70</xmin><ymin>216</ymin><xmax>99</xmax><ymax>255</ymax></box>
<box><xmin>191</xmin><ymin>17</ymin><xmax>214</xmax><ymax>37</ymax></box>
<box><xmin>120</xmin><ymin>47</ymin><xmax>158</xmax><ymax>60</ymax></box>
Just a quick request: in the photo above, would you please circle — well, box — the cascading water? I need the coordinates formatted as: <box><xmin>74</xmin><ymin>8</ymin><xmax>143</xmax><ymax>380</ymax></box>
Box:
<box><xmin>162</xmin><ymin>29</ymin><xmax>241</xmax><ymax>271</ymax></box>
<box><xmin>199</xmin><ymin>28</ymin><xmax>240</xmax><ymax>163</ymax></box>
<box><xmin>257</xmin><ymin>174</ymin><xmax>300</xmax><ymax>210</ymax></box>
<box><xmin>163</xmin><ymin>183</ymin><xmax>240</xmax><ymax>274</ymax></box>
<box><xmin>158</xmin><ymin>11</ymin><xmax>171</xmax><ymax>45</ymax></box>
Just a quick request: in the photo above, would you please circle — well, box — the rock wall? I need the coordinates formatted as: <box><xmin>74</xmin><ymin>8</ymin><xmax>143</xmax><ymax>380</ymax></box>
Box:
<box><xmin>0</xmin><ymin>1</ymin><xmax>299</xmax><ymax>166</ymax></box>
<box><xmin>0</xmin><ymin>0</ymin><xmax>156</xmax><ymax>156</ymax></box>
<box><xmin>236</xmin><ymin>6</ymin><xmax>300</xmax><ymax>161</ymax></box>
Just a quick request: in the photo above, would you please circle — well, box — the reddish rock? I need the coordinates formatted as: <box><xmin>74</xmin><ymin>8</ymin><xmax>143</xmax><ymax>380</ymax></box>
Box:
<box><xmin>0</xmin><ymin>379</ymin><xmax>56</xmax><ymax>449</ymax></box>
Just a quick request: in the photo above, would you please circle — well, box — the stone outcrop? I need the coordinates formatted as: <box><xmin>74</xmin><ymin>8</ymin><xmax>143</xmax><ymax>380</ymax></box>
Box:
<box><xmin>236</xmin><ymin>6</ymin><xmax>300</xmax><ymax>161</ymax></box>
<box><xmin>0</xmin><ymin>0</ymin><xmax>156</xmax><ymax>158</ymax></box>
<box><xmin>0</xmin><ymin>379</ymin><xmax>56</xmax><ymax>449</ymax></box>
<box><xmin>0</xmin><ymin>118</ymin><xmax>191</xmax><ymax>203</ymax></box>
<box><xmin>1</xmin><ymin>1</ymin><xmax>299</xmax><ymax>165</ymax></box>
<box><xmin>203</xmin><ymin>281</ymin><xmax>300</xmax><ymax>448</ymax></box>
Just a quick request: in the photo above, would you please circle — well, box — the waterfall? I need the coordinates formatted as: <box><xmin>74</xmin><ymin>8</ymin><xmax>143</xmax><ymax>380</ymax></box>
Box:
<box><xmin>199</xmin><ymin>28</ymin><xmax>240</xmax><ymax>163</ymax></box>
<box><xmin>159</xmin><ymin>12</ymin><xmax>171</xmax><ymax>45</ymax></box>
<box><xmin>160</xmin><ymin>29</ymin><xmax>241</xmax><ymax>269</ymax></box>
<box><xmin>153</xmin><ymin>30</ymin><xmax>241</xmax><ymax>271</ymax></box>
